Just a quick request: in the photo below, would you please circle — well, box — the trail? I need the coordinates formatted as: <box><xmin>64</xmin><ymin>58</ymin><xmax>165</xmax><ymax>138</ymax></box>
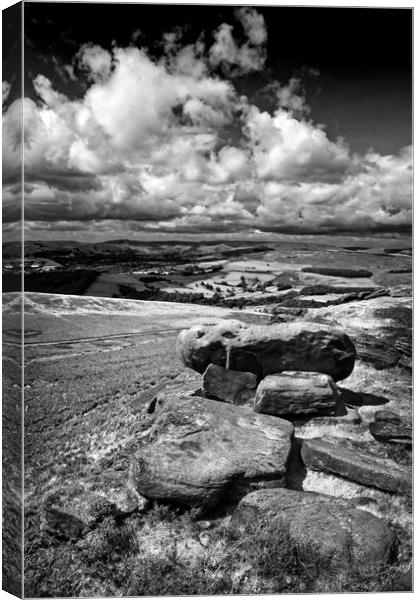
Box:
<box><xmin>3</xmin><ymin>327</ymin><xmax>185</xmax><ymax>348</ymax></box>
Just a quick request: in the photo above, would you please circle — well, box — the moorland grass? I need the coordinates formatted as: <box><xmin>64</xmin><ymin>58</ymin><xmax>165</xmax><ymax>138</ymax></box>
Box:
<box><xmin>25</xmin><ymin>503</ymin><xmax>411</xmax><ymax>597</ymax></box>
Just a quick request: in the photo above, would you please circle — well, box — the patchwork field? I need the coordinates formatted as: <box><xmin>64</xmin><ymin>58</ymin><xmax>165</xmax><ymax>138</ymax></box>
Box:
<box><xmin>84</xmin><ymin>244</ymin><xmax>412</xmax><ymax>302</ymax></box>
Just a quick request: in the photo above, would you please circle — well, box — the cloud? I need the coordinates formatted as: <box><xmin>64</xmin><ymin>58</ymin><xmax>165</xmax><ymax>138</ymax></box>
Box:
<box><xmin>209</xmin><ymin>8</ymin><xmax>267</xmax><ymax>75</ymax></box>
<box><xmin>256</xmin><ymin>145</ymin><xmax>412</xmax><ymax>232</ymax></box>
<box><xmin>236</xmin><ymin>7</ymin><xmax>268</xmax><ymax>46</ymax></box>
<box><xmin>2</xmin><ymin>97</ymin><xmax>22</xmax><ymax>182</ymax></box>
<box><xmin>2</xmin><ymin>8</ymin><xmax>412</xmax><ymax>237</ymax></box>
<box><xmin>2</xmin><ymin>80</ymin><xmax>11</xmax><ymax>105</ymax></box>
<box><xmin>275</xmin><ymin>77</ymin><xmax>310</xmax><ymax>117</ymax></box>
<box><xmin>243</xmin><ymin>104</ymin><xmax>351</xmax><ymax>183</ymax></box>
<box><xmin>76</xmin><ymin>43</ymin><xmax>113</xmax><ymax>82</ymax></box>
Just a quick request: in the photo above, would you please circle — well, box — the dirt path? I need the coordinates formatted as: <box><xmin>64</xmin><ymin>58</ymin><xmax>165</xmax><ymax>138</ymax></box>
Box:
<box><xmin>4</xmin><ymin>327</ymin><xmax>185</xmax><ymax>348</ymax></box>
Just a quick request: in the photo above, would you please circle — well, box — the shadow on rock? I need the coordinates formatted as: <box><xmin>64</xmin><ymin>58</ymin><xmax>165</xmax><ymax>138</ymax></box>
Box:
<box><xmin>285</xmin><ymin>437</ymin><xmax>307</xmax><ymax>491</ymax></box>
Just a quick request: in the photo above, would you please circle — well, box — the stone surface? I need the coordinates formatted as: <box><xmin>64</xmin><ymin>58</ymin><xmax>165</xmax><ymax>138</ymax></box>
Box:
<box><xmin>93</xmin><ymin>479</ymin><xmax>149</xmax><ymax>515</ymax></box>
<box><xmin>130</xmin><ymin>394</ymin><xmax>294</xmax><ymax>509</ymax></box>
<box><xmin>231</xmin><ymin>488</ymin><xmax>394</xmax><ymax>570</ymax></box>
<box><xmin>303</xmin><ymin>297</ymin><xmax>411</xmax><ymax>371</ymax></box>
<box><xmin>177</xmin><ymin>319</ymin><xmax>356</xmax><ymax>381</ymax></box>
<box><xmin>254</xmin><ymin>371</ymin><xmax>338</xmax><ymax>417</ymax></box>
<box><xmin>389</xmin><ymin>285</ymin><xmax>412</xmax><ymax>298</ymax></box>
<box><xmin>202</xmin><ymin>363</ymin><xmax>257</xmax><ymax>406</ymax></box>
<box><xmin>369</xmin><ymin>411</ymin><xmax>412</xmax><ymax>444</ymax></box>
<box><xmin>40</xmin><ymin>477</ymin><xmax>148</xmax><ymax>541</ymax></box>
<box><xmin>301</xmin><ymin>437</ymin><xmax>411</xmax><ymax>495</ymax></box>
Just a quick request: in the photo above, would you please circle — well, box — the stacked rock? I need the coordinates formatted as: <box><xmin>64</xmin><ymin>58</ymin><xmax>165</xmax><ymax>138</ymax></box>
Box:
<box><xmin>177</xmin><ymin>318</ymin><xmax>356</xmax><ymax>418</ymax></box>
<box><xmin>126</xmin><ymin>318</ymin><xmax>411</xmax><ymax>576</ymax></box>
<box><xmin>129</xmin><ymin>319</ymin><xmax>358</xmax><ymax>510</ymax></box>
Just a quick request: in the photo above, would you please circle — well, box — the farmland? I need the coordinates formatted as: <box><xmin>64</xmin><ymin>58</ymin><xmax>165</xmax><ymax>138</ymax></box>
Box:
<box><xmin>3</xmin><ymin>236</ymin><xmax>412</xmax><ymax>305</ymax></box>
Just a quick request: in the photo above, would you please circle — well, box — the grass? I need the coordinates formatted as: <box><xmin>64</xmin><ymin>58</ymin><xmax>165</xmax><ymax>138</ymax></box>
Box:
<box><xmin>21</xmin><ymin>274</ymin><xmax>412</xmax><ymax>597</ymax></box>
<box><xmin>2</xmin><ymin>357</ymin><xmax>23</xmax><ymax>597</ymax></box>
<box><xmin>25</xmin><ymin>503</ymin><xmax>411</xmax><ymax>597</ymax></box>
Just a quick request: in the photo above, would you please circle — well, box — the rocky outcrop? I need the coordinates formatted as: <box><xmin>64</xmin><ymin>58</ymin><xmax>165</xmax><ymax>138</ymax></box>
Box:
<box><xmin>130</xmin><ymin>394</ymin><xmax>294</xmax><ymax>509</ymax></box>
<box><xmin>301</xmin><ymin>437</ymin><xmax>411</xmax><ymax>495</ymax></box>
<box><xmin>231</xmin><ymin>488</ymin><xmax>394</xmax><ymax>570</ymax></box>
<box><xmin>177</xmin><ymin>319</ymin><xmax>356</xmax><ymax>381</ymax></box>
<box><xmin>254</xmin><ymin>371</ymin><xmax>338</xmax><ymax>417</ymax></box>
<box><xmin>202</xmin><ymin>363</ymin><xmax>257</xmax><ymax>406</ymax></box>
<box><xmin>40</xmin><ymin>480</ymin><xmax>148</xmax><ymax>540</ymax></box>
<box><xmin>303</xmin><ymin>297</ymin><xmax>411</xmax><ymax>371</ymax></box>
<box><xmin>369</xmin><ymin>411</ymin><xmax>412</xmax><ymax>444</ymax></box>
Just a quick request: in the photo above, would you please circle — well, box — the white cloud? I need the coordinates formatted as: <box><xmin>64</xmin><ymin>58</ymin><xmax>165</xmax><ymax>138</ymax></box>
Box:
<box><xmin>33</xmin><ymin>74</ymin><xmax>69</xmax><ymax>108</ymax></box>
<box><xmin>76</xmin><ymin>43</ymin><xmax>113</xmax><ymax>81</ymax></box>
<box><xmin>209</xmin><ymin>23</ymin><xmax>266</xmax><ymax>75</ymax></box>
<box><xmin>236</xmin><ymin>7</ymin><xmax>268</xmax><ymax>46</ymax></box>
<box><xmin>209</xmin><ymin>8</ymin><xmax>267</xmax><ymax>75</ymax></box>
<box><xmin>256</xmin><ymin>145</ymin><xmax>412</xmax><ymax>232</ymax></box>
<box><xmin>243</xmin><ymin>104</ymin><xmax>351</xmax><ymax>183</ymax></box>
<box><xmin>276</xmin><ymin>77</ymin><xmax>310</xmax><ymax>117</ymax></box>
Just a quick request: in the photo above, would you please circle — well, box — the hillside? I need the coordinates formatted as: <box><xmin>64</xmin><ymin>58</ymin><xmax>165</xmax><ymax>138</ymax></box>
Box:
<box><xmin>9</xmin><ymin>289</ymin><xmax>411</xmax><ymax>595</ymax></box>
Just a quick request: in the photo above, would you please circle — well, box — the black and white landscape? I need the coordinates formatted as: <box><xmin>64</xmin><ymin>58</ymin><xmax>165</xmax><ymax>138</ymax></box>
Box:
<box><xmin>2</xmin><ymin>2</ymin><xmax>412</xmax><ymax>597</ymax></box>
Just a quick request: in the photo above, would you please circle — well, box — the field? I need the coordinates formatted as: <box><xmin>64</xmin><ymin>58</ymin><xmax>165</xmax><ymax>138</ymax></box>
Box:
<box><xmin>3</xmin><ymin>236</ymin><xmax>412</xmax><ymax>304</ymax></box>
<box><xmin>80</xmin><ymin>243</ymin><xmax>412</xmax><ymax>303</ymax></box>
<box><xmin>2</xmin><ymin>234</ymin><xmax>413</xmax><ymax>596</ymax></box>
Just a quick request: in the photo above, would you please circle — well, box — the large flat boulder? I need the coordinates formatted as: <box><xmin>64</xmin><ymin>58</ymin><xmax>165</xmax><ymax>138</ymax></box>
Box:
<box><xmin>130</xmin><ymin>395</ymin><xmax>294</xmax><ymax>509</ymax></box>
<box><xmin>202</xmin><ymin>363</ymin><xmax>257</xmax><ymax>406</ymax></box>
<box><xmin>231</xmin><ymin>488</ymin><xmax>394</xmax><ymax>570</ymax></box>
<box><xmin>177</xmin><ymin>319</ymin><xmax>356</xmax><ymax>381</ymax></box>
<box><xmin>301</xmin><ymin>437</ymin><xmax>411</xmax><ymax>495</ymax></box>
<box><xmin>254</xmin><ymin>371</ymin><xmax>338</xmax><ymax>417</ymax></box>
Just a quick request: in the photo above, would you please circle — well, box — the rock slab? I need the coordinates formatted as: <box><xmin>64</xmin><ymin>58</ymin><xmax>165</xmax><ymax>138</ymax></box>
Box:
<box><xmin>231</xmin><ymin>488</ymin><xmax>394</xmax><ymax>570</ymax></box>
<box><xmin>202</xmin><ymin>363</ymin><xmax>257</xmax><ymax>406</ymax></box>
<box><xmin>369</xmin><ymin>411</ymin><xmax>412</xmax><ymax>444</ymax></box>
<box><xmin>40</xmin><ymin>479</ymin><xmax>148</xmax><ymax>540</ymax></box>
<box><xmin>130</xmin><ymin>394</ymin><xmax>294</xmax><ymax>509</ymax></box>
<box><xmin>177</xmin><ymin>319</ymin><xmax>356</xmax><ymax>381</ymax></box>
<box><xmin>254</xmin><ymin>371</ymin><xmax>338</xmax><ymax>416</ymax></box>
<box><xmin>301</xmin><ymin>437</ymin><xmax>411</xmax><ymax>495</ymax></box>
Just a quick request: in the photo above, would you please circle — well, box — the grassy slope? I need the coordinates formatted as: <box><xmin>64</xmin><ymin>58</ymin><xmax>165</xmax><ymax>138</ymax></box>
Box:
<box><xmin>22</xmin><ymin>292</ymin><xmax>412</xmax><ymax>596</ymax></box>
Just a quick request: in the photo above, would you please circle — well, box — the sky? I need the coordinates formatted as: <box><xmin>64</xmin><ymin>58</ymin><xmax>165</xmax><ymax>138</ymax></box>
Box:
<box><xmin>2</xmin><ymin>2</ymin><xmax>413</xmax><ymax>241</ymax></box>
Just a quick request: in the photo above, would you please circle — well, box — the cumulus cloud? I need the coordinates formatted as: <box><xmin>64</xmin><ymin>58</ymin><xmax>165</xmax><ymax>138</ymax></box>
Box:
<box><xmin>243</xmin><ymin>104</ymin><xmax>351</xmax><ymax>183</ymax></box>
<box><xmin>2</xmin><ymin>8</ymin><xmax>412</xmax><ymax>236</ymax></box>
<box><xmin>256</xmin><ymin>145</ymin><xmax>412</xmax><ymax>232</ymax></box>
